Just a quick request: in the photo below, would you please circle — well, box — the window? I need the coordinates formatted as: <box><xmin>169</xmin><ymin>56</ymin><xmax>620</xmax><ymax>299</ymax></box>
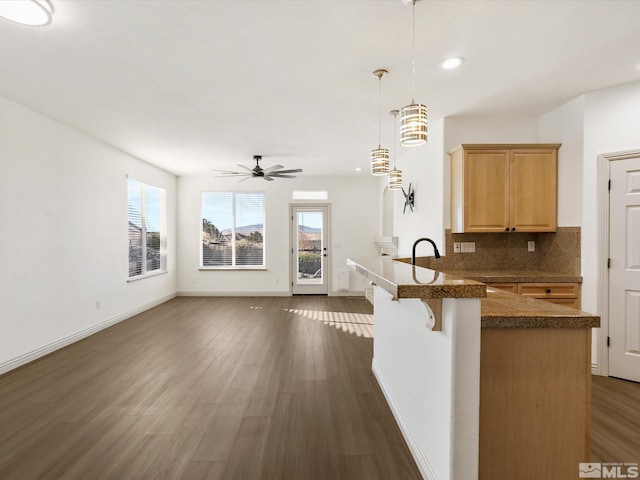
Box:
<box><xmin>292</xmin><ymin>190</ymin><xmax>328</xmax><ymax>201</ymax></box>
<box><xmin>127</xmin><ymin>178</ymin><xmax>167</xmax><ymax>278</ymax></box>
<box><xmin>201</xmin><ymin>192</ymin><xmax>265</xmax><ymax>268</ymax></box>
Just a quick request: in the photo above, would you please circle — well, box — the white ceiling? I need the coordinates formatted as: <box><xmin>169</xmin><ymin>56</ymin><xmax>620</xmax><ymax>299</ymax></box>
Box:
<box><xmin>1</xmin><ymin>0</ymin><xmax>639</xmax><ymax>176</ymax></box>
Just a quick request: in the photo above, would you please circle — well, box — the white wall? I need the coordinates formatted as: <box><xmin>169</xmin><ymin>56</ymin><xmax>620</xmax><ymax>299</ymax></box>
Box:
<box><xmin>176</xmin><ymin>174</ymin><xmax>379</xmax><ymax>295</ymax></box>
<box><xmin>393</xmin><ymin>118</ymin><xmax>446</xmax><ymax>257</ymax></box>
<box><xmin>538</xmin><ymin>96</ymin><xmax>585</xmax><ymax>227</ymax></box>
<box><xmin>0</xmin><ymin>96</ymin><xmax>177</xmax><ymax>373</ymax></box>
<box><xmin>443</xmin><ymin>116</ymin><xmax>540</xmax><ymax>151</ymax></box>
<box><xmin>582</xmin><ymin>81</ymin><xmax>640</xmax><ymax>372</ymax></box>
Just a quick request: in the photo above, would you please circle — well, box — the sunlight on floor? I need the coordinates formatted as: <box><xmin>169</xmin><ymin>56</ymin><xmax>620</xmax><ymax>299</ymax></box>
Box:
<box><xmin>283</xmin><ymin>308</ymin><xmax>374</xmax><ymax>338</ymax></box>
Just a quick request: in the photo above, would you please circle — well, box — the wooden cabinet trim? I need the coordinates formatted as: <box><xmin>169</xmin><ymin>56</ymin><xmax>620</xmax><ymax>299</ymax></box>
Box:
<box><xmin>448</xmin><ymin>143</ymin><xmax>562</xmax><ymax>154</ymax></box>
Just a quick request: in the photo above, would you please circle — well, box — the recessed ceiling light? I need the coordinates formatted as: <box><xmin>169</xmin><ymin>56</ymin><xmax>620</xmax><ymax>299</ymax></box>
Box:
<box><xmin>355</xmin><ymin>167</ymin><xmax>363</xmax><ymax>172</ymax></box>
<box><xmin>440</xmin><ymin>57</ymin><xmax>464</xmax><ymax>70</ymax></box>
<box><xmin>0</xmin><ymin>0</ymin><xmax>53</xmax><ymax>27</ymax></box>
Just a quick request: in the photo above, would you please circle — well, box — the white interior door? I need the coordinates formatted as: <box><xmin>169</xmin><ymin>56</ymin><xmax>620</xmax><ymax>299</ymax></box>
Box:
<box><xmin>609</xmin><ymin>156</ymin><xmax>640</xmax><ymax>382</ymax></box>
<box><xmin>291</xmin><ymin>205</ymin><xmax>329</xmax><ymax>295</ymax></box>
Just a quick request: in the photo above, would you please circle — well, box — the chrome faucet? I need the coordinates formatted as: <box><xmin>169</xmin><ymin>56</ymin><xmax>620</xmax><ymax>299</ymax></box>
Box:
<box><xmin>412</xmin><ymin>237</ymin><xmax>441</xmax><ymax>265</ymax></box>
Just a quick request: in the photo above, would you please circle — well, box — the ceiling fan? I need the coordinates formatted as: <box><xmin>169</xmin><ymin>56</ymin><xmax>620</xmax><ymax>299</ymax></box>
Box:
<box><xmin>213</xmin><ymin>155</ymin><xmax>303</xmax><ymax>182</ymax></box>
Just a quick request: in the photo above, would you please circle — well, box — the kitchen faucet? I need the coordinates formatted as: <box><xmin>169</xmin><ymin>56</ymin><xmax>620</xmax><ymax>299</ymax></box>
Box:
<box><xmin>412</xmin><ymin>238</ymin><xmax>441</xmax><ymax>265</ymax></box>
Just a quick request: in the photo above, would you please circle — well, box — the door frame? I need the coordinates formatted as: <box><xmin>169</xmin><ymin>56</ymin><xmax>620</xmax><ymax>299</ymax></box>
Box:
<box><xmin>597</xmin><ymin>148</ymin><xmax>640</xmax><ymax>376</ymax></box>
<box><xmin>289</xmin><ymin>203</ymin><xmax>331</xmax><ymax>295</ymax></box>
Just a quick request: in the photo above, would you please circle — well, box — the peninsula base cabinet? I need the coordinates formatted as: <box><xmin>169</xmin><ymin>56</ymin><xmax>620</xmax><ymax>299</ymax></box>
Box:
<box><xmin>479</xmin><ymin>327</ymin><xmax>592</xmax><ymax>479</ymax></box>
<box><xmin>449</xmin><ymin>144</ymin><xmax>560</xmax><ymax>233</ymax></box>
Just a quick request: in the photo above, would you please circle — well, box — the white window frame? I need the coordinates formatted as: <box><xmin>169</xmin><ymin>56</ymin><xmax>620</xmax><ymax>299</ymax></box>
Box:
<box><xmin>200</xmin><ymin>191</ymin><xmax>266</xmax><ymax>270</ymax></box>
<box><xmin>127</xmin><ymin>178</ymin><xmax>167</xmax><ymax>281</ymax></box>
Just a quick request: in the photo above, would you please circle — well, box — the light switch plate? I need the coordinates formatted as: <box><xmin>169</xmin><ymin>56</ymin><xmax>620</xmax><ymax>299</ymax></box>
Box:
<box><xmin>528</xmin><ymin>241</ymin><xmax>535</xmax><ymax>252</ymax></box>
<box><xmin>453</xmin><ymin>242</ymin><xmax>461</xmax><ymax>253</ymax></box>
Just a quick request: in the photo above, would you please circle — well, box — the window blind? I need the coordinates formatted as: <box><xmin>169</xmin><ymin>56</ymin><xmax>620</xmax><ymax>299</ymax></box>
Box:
<box><xmin>201</xmin><ymin>191</ymin><xmax>264</xmax><ymax>268</ymax></box>
<box><xmin>127</xmin><ymin>178</ymin><xmax>167</xmax><ymax>278</ymax></box>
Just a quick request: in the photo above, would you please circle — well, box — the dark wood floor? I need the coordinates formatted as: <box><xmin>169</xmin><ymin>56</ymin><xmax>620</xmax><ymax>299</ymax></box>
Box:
<box><xmin>591</xmin><ymin>374</ymin><xmax>640</xmax><ymax>463</ymax></box>
<box><xmin>0</xmin><ymin>296</ymin><xmax>420</xmax><ymax>480</ymax></box>
<box><xmin>1</xmin><ymin>296</ymin><xmax>639</xmax><ymax>479</ymax></box>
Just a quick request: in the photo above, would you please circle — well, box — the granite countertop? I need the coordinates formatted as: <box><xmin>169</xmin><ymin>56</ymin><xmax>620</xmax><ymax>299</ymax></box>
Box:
<box><xmin>482</xmin><ymin>288</ymin><xmax>600</xmax><ymax>328</ymax></box>
<box><xmin>347</xmin><ymin>257</ymin><xmax>487</xmax><ymax>299</ymax></box>
<box><xmin>349</xmin><ymin>257</ymin><xmax>598</xmax><ymax>329</ymax></box>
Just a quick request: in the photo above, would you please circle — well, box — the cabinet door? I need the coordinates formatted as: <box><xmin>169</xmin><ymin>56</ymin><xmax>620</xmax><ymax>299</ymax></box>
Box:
<box><xmin>464</xmin><ymin>150</ymin><xmax>510</xmax><ymax>232</ymax></box>
<box><xmin>510</xmin><ymin>150</ymin><xmax>557</xmax><ymax>232</ymax></box>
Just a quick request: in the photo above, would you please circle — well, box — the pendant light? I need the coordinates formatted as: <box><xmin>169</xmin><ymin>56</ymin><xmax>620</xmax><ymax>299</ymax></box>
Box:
<box><xmin>399</xmin><ymin>0</ymin><xmax>427</xmax><ymax>147</ymax></box>
<box><xmin>370</xmin><ymin>69</ymin><xmax>390</xmax><ymax>175</ymax></box>
<box><xmin>388</xmin><ymin>110</ymin><xmax>403</xmax><ymax>190</ymax></box>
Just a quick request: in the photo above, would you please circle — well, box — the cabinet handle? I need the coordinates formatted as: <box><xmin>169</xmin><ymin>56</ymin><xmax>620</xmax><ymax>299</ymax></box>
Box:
<box><xmin>505</xmin><ymin>227</ymin><xmax>509</xmax><ymax>231</ymax></box>
<box><xmin>511</xmin><ymin>228</ymin><xmax>516</xmax><ymax>231</ymax></box>
<box><xmin>546</xmin><ymin>288</ymin><xmax>551</xmax><ymax>294</ymax></box>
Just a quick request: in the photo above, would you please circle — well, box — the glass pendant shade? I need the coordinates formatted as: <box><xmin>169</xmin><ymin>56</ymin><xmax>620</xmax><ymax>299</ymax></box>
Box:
<box><xmin>388</xmin><ymin>168</ymin><xmax>403</xmax><ymax>190</ymax></box>
<box><xmin>371</xmin><ymin>148</ymin><xmax>390</xmax><ymax>175</ymax></box>
<box><xmin>399</xmin><ymin>102</ymin><xmax>428</xmax><ymax>147</ymax></box>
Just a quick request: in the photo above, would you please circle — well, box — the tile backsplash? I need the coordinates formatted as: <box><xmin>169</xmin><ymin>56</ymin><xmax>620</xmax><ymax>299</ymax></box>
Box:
<box><xmin>414</xmin><ymin>227</ymin><xmax>580</xmax><ymax>275</ymax></box>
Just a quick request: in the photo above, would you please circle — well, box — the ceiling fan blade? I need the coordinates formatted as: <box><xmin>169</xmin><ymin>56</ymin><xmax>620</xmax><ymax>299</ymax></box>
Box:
<box><xmin>262</xmin><ymin>165</ymin><xmax>284</xmax><ymax>174</ymax></box>
<box><xmin>215</xmin><ymin>173</ymin><xmax>251</xmax><ymax>178</ymax></box>
<box><xmin>211</xmin><ymin>169</ymin><xmax>243</xmax><ymax>174</ymax></box>
<box><xmin>236</xmin><ymin>164</ymin><xmax>254</xmax><ymax>173</ymax></box>
<box><xmin>269</xmin><ymin>174</ymin><xmax>297</xmax><ymax>179</ymax></box>
<box><xmin>238</xmin><ymin>175</ymin><xmax>254</xmax><ymax>182</ymax></box>
<box><xmin>272</xmin><ymin>168</ymin><xmax>303</xmax><ymax>174</ymax></box>
<box><xmin>263</xmin><ymin>175</ymin><xmax>275</xmax><ymax>181</ymax></box>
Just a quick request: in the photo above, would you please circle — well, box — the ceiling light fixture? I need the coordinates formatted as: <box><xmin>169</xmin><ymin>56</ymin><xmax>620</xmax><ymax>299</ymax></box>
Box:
<box><xmin>371</xmin><ymin>69</ymin><xmax>390</xmax><ymax>176</ymax></box>
<box><xmin>388</xmin><ymin>109</ymin><xmax>403</xmax><ymax>190</ymax></box>
<box><xmin>399</xmin><ymin>0</ymin><xmax>427</xmax><ymax>147</ymax></box>
<box><xmin>440</xmin><ymin>56</ymin><xmax>464</xmax><ymax>70</ymax></box>
<box><xmin>0</xmin><ymin>0</ymin><xmax>53</xmax><ymax>26</ymax></box>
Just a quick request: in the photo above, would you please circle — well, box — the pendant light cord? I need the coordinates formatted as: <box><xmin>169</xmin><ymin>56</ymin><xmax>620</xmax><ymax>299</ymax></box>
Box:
<box><xmin>393</xmin><ymin>111</ymin><xmax>398</xmax><ymax>168</ymax></box>
<box><xmin>378</xmin><ymin>74</ymin><xmax>382</xmax><ymax>148</ymax></box>
<box><xmin>411</xmin><ymin>0</ymin><xmax>416</xmax><ymax>102</ymax></box>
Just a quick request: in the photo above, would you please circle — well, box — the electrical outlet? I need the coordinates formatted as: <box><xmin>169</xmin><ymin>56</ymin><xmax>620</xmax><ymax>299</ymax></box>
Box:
<box><xmin>275</xmin><ymin>276</ymin><xmax>280</xmax><ymax>284</ymax></box>
<box><xmin>461</xmin><ymin>242</ymin><xmax>476</xmax><ymax>253</ymax></box>
<box><xmin>96</xmin><ymin>300</ymin><xmax>101</xmax><ymax>310</ymax></box>
<box><xmin>453</xmin><ymin>242</ymin><xmax>461</xmax><ymax>253</ymax></box>
<box><xmin>528</xmin><ymin>241</ymin><xmax>535</xmax><ymax>252</ymax></box>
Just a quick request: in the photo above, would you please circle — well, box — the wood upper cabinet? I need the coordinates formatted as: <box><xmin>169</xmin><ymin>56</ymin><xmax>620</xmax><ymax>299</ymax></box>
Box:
<box><xmin>449</xmin><ymin>144</ymin><xmax>559</xmax><ymax>233</ymax></box>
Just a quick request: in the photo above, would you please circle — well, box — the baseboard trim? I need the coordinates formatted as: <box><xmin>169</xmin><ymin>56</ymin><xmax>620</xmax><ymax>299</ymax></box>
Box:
<box><xmin>0</xmin><ymin>293</ymin><xmax>177</xmax><ymax>376</ymax></box>
<box><xmin>330</xmin><ymin>290</ymin><xmax>365</xmax><ymax>297</ymax></box>
<box><xmin>372</xmin><ymin>360</ymin><xmax>436</xmax><ymax>480</ymax></box>
<box><xmin>178</xmin><ymin>290</ymin><xmax>291</xmax><ymax>297</ymax></box>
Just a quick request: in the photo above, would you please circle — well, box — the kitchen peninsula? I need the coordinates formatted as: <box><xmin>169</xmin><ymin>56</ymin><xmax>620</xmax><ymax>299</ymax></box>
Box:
<box><xmin>348</xmin><ymin>256</ymin><xmax>599</xmax><ymax>480</ymax></box>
